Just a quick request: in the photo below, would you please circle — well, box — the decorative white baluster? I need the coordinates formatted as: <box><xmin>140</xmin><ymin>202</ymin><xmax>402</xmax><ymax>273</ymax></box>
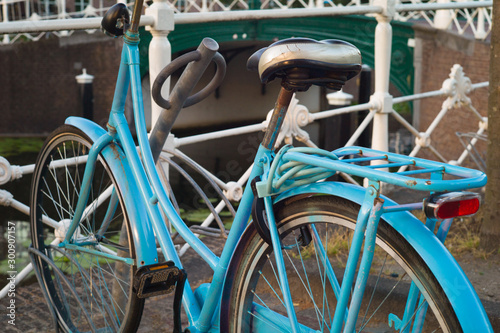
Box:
<box><xmin>476</xmin><ymin>0</ymin><xmax>487</xmax><ymax>40</ymax></box>
<box><xmin>2</xmin><ymin>0</ymin><xmax>10</xmax><ymax>44</ymax></box>
<box><xmin>406</xmin><ymin>65</ymin><xmax>483</xmax><ymax>165</ymax></box>
<box><xmin>146</xmin><ymin>0</ymin><xmax>174</xmax><ymax>129</ymax></box>
<box><xmin>434</xmin><ymin>0</ymin><xmax>452</xmax><ymax>30</ymax></box>
<box><xmin>370</xmin><ymin>0</ymin><xmax>394</xmax><ymax>160</ymax></box>
<box><xmin>57</xmin><ymin>0</ymin><xmax>69</xmax><ymax>36</ymax></box>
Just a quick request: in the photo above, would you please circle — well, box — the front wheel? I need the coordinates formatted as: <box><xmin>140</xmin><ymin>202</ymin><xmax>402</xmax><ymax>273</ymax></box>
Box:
<box><xmin>30</xmin><ymin>125</ymin><xmax>143</xmax><ymax>332</ymax></box>
<box><xmin>222</xmin><ymin>195</ymin><xmax>461</xmax><ymax>332</ymax></box>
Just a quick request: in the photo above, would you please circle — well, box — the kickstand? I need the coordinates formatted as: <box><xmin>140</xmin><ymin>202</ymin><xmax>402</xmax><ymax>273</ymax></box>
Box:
<box><xmin>173</xmin><ymin>269</ymin><xmax>187</xmax><ymax>333</ymax></box>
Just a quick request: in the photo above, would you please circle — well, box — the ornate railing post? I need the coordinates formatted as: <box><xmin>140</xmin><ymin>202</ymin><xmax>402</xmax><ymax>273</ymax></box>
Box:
<box><xmin>476</xmin><ymin>0</ymin><xmax>488</xmax><ymax>40</ymax></box>
<box><xmin>146</xmin><ymin>0</ymin><xmax>174</xmax><ymax>129</ymax></box>
<box><xmin>1</xmin><ymin>0</ymin><xmax>9</xmax><ymax>44</ymax></box>
<box><xmin>146</xmin><ymin>0</ymin><xmax>175</xmax><ymax>229</ymax></box>
<box><xmin>402</xmin><ymin>64</ymin><xmax>487</xmax><ymax>166</ymax></box>
<box><xmin>370</xmin><ymin>0</ymin><xmax>395</xmax><ymax>157</ymax></box>
<box><xmin>434</xmin><ymin>0</ymin><xmax>452</xmax><ymax>30</ymax></box>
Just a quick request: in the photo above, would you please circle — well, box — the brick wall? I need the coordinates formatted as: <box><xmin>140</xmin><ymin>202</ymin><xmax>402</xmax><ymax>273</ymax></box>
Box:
<box><xmin>0</xmin><ymin>32</ymin><xmax>122</xmax><ymax>136</ymax></box>
<box><xmin>414</xmin><ymin>27</ymin><xmax>489</xmax><ymax>167</ymax></box>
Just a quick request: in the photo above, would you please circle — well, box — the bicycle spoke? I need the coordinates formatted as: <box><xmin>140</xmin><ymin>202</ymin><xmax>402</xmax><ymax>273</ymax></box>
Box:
<box><xmin>41</xmin><ymin>177</ymin><xmax>66</xmax><ymax>221</ymax></box>
<box><xmin>250</xmin><ymin>291</ymin><xmax>291</xmax><ymax>330</ymax></box>
<box><xmin>284</xmin><ymin>245</ymin><xmax>328</xmax><ymax>330</ymax></box>
<box><xmin>257</xmin><ymin>269</ymin><xmax>286</xmax><ymax>309</ymax></box>
<box><xmin>31</xmin><ymin>131</ymin><xmax>140</xmax><ymax>332</ymax></box>
<box><xmin>358</xmin><ymin>272</ymin><xmax>407</xmax><ymax>332</ymax></box>
<box><xmin>266</xmin><ymin>253</ymin><xmax>283</xmax><ymax>293</ymax></box>
<box><xmin>399</xmin><ymin>297</ymin><xmax>429</xmax><ymax>333</ymax></box>
<box><xmin>248</xmin><ymin>310</ymin><xmax>288</xmax><ymax>333</ymax></box>
<box><xmin>359</xmin><ymin>254</ymin><xmax>388</xmax><ymax>329</ymax></box>
<box><xmin>310</xmin><ymin>234</ymin><xmax>333</xmax><ymax>330</ymax></box>
<box><xmin>48</xmin><ymin>154</ymin><xmax>75</xmax><ymax>216</ymax></box>
<box><xmin>291</xmin><ymin>237</ymin><xmax>325</xmax><ymax>328</ymax></box>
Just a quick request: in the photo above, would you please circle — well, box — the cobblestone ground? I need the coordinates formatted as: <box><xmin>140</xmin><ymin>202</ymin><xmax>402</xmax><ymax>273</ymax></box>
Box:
<box><xmin>1</xmin><ymin>237</ymin><xmax>499</xmax><ymax>332</ymax></box>
<box><xmin>1</xmin><ymin>237</ymin><xmax>222</xmax><ymax>333</ymax></box>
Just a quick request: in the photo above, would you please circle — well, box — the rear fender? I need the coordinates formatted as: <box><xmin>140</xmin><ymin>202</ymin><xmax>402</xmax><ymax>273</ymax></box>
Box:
<box><xmin>65</xmin><ymin>117</ymin><xmax>158</xmax><ymax>266</ymax></box>
<box><xmin>272</xmin><ymin>182</ymin><xmax>491</xmax><ymax>332</ymax></box>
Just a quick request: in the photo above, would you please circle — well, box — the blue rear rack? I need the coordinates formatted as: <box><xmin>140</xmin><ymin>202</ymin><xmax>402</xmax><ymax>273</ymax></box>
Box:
<box><xmin>256</xmin><ymin>146</ymin><xmax>487</xmax><ymax>197</ymax></box>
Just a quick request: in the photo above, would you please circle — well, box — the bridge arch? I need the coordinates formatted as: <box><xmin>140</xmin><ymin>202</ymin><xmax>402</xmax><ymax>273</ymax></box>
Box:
<box><xmin>139</xmin><ymin>16</ymin><xmax>415</xmax><ymax>95</ymax></box>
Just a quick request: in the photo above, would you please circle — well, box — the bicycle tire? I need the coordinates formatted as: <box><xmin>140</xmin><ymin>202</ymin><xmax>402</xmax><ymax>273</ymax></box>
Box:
<box><xmin>30</xmin><ymin>125</ymin><xmax>143</xmax><ymax>332</ymax></box>
<box><xmin>222</xmin><ymin>195</ymin><xmax>461</xmax><ymax>332</ymax></box>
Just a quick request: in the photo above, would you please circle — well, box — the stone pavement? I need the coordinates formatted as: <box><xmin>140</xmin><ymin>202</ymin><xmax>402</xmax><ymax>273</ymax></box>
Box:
<box><xmin>1</xmin><ymin>237</ymin><xmax>499</xmax><ymax>332</ymax></box>
<box><xmin>0</xmin><ymin>237</ymin><xmax>221</xmax><ymax>333</ymax></box>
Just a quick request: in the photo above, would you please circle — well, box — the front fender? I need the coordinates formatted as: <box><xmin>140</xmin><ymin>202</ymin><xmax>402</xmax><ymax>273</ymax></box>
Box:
<box><xmin>273</xmin><ymin>182</ymin><xmax>492</xmax><ymax>332</ymax></box>
<box><xmin>65</xmin><ymin>117</ymin><xmax>158</xmax><ymax>266</ymax></box>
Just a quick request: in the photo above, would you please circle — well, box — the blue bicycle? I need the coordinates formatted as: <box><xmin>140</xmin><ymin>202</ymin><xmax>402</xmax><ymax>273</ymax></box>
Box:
<box><xmin>28</xmin><ymin>0</ymin><xmax>493</xmax><ymax>332</ymax></box>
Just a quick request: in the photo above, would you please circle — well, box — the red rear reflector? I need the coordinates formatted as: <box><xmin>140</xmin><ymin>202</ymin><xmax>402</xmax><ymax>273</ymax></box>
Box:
<box><xmin>435</xmin><ymin>197</ymin><xmax>480</xmax><ymax>219</ymax></box>
<box><xmin>424</xmin><ymin>192</ymin><xmax>481</xmax><ymax>220</ymax></box>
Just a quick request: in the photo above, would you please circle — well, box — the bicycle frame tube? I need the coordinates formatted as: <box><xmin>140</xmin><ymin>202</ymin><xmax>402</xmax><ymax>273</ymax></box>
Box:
<box><xmin>399</xmin><ymin>217</ymin><xmax>440</xmax><ymax>332</ymax></box>
<box><xmin>330</xmin><ymin>181</ymin><xmax>379</xmax><ymax>332</ymax></box>
<box><xmin>100</xmin><ymin>29</ymin><xmax>278</xmax><ymax>332</ymax></box>
<box><xmin>103</xmin><ymin>34</ymin><xmax>204</xmax><ymax>324</ymax></box>
<box><xmin>62</xmin><ymin>132</ymin><xmax>114</xmax><ymax>244</ymax></box>
<box><xmin>263</xmin><ymin>194</ymin><xmax>300</xmax><ymax>332</ymax></box>
<box><xmin>344</xmin><ymin>190</ymin><xmax>384</xmax><ymax>332</ymax></box>
<box><xmin>194</xmin><ymin>146</ymin><xmax>268</xmax><ymax>331</ymax></box>
<box><xmin>59</xmin><ymin>10</ymin><xmax>303</xmax><ymax>332</ymax></box>
<box><xmin>65</xmin><ymin>116</ymin><xmax>159</xmax><ymax>268</ymax></box>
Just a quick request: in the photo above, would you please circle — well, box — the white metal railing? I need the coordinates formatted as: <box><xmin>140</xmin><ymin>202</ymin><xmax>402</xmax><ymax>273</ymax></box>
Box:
<box><xmin>0</xmin><ymin>65</ymin><xmax>488</xmax><ymax>296</ymax></box>
<box><xmin>0</xmin><ymin>0</ymin><xmax>493</xmax><ymax>44</ymax></box>
<box><xmin>171</xmin><ymin>64</ymin><xmax>487</xmax><ymax>169</ymax></box>
<box><xmin>0</xmin><ymin>63</ymin><xmax>489</xmax><ymax>298</ymax></box>
<box><xmin>394</xmin><ymin>0</ymin><xmax>492</xmax><ymax>40</ymax></box>
<box><xmin>0</xmin><ymin>0</ymin><xmax>490</xmax><ymax>297</ymax></box>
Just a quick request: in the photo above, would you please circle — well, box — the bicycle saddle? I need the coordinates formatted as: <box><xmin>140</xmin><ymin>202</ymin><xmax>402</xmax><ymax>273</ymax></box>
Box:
<box><xmin>247</xmin><ymin>38</ymin><xmax>362</xmax><ymax>91</ymax></box>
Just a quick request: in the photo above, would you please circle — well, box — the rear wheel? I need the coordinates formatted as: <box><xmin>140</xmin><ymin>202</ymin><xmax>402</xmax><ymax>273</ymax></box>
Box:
<box><xmin>30</xmin><ymin>125</ymin><xmax>143</xmax><ymax>332</ymax></box>
<box><xmin>223</xmin><ymin>195</ymin><xmax>461</xmax><ymax>332</ymax></box>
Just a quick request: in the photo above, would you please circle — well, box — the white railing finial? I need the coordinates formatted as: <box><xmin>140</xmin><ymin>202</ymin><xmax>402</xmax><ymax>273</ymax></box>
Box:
<box><xmin>441</xmin><ymin>64</ymin><xmax>472</xmax><ymax>110</ymax></box>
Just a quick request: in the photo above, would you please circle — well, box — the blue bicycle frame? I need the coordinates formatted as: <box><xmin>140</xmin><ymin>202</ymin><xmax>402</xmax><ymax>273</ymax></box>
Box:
<box><xmin>60</xmin><ymin>21</ymin><xmax>493</xmax><ymax>333</ymax></box>
<box><xmin>60</xmin><ymin>28</ymin><xmax>275</xmax><ymax>332</ymax></box>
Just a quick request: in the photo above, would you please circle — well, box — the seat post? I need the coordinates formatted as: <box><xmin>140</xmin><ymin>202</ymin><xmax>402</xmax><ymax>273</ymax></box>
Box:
<box><xmin>262</xmin><ymin>85</ymin><xmax>295</xmax><ymax>150</ymax></box>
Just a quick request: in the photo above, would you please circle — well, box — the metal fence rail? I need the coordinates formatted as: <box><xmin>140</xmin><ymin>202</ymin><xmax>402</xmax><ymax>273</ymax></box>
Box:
<box><xmin>0</xmin><ymin>1</ymin><xmax>493</xmax><ymax>43</ymax></box>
